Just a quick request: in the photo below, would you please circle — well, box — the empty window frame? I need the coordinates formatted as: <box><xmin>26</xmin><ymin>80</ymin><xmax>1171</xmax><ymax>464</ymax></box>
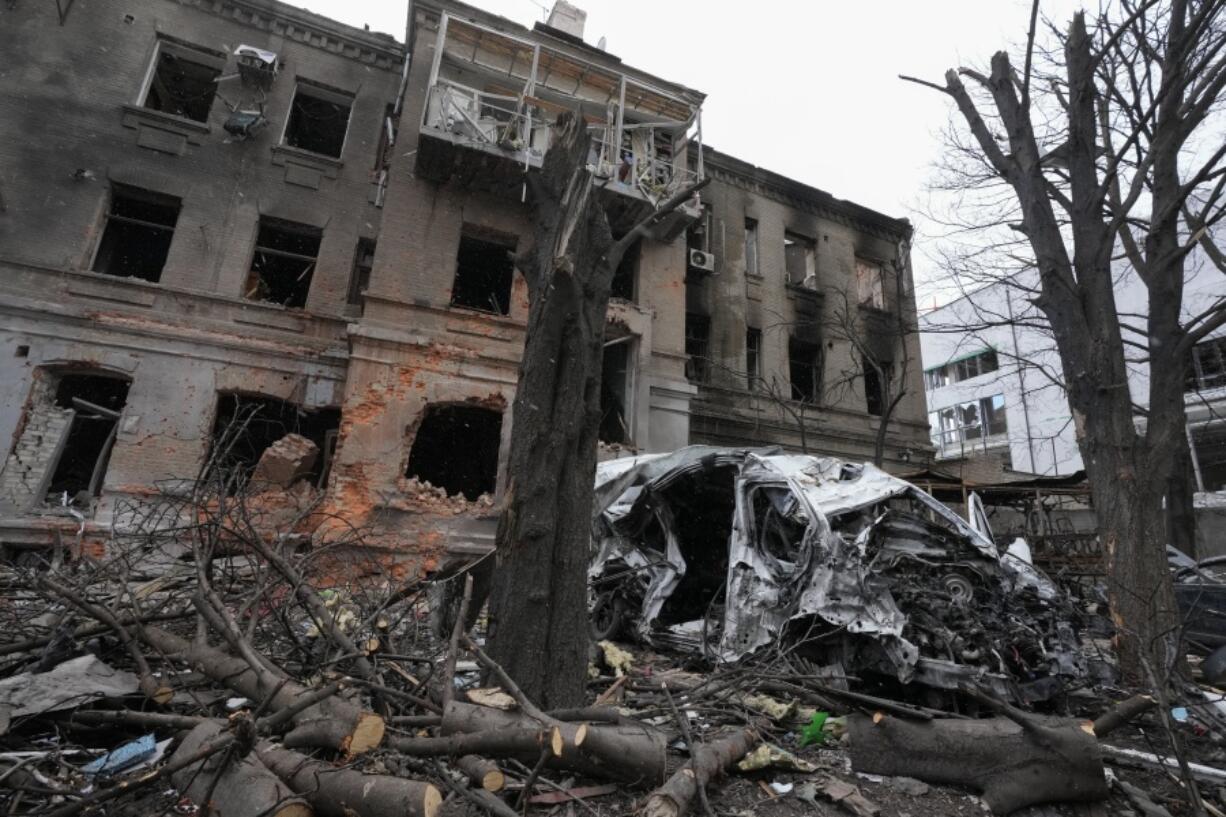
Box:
<box><xmin>746</xmin><ymin>327</ymin><xmax>762</xmax><ymax>390</ymax></box>
<box><xmin>451</xmin><ymin>227</ymin><xmax>515</xmax><ymax>315</ymax></box>
<box><xmin>283</xmin><ymin>82</ymin><xmax>353</xmax><ymax>158</ymax></box>
<box><xmin>784</xmin><ymin>232</ymin><xmax>816</xmax><ymax>287</ymax></box>
<box><xmin>855</xmin><ymin>257</ymin><xmax>886</xmax><ymax>309</ymax></box>
<box><xmin>141</xmin><ymin>40</ymin><xmax>223</xmax><ymax>123</ymax></box>
<box><xmin>44</xmin><ymin>374</ymin><xmax>131</xmax><ymax>505</ymax></box>
<box><xmin>92</xmin><ymin>184</ymin><xmax>181</xmax><ymax>282</ymax></box>
<box><xmin>685</xmin><ymin>313</ymin><xmax>711</xmax><ymax>383</ymax></box>
<box><xmin>924</xmin><ymin>367</ymin><xmax>950</xmax><ymax>391</ymax></box>
<box><xmin>744</xmin><ymin>218</ymin><xmax>759</xmax><ymax>277</ymax></box>
<box><xmin>244</xmin><ymin>217</ymin><xmax>322</xmax><ymax>308</ymax></box>
<box><xmin>1188</xmin><ymin>336</ymin><xmax>1226</xmax><ymax>392</ymax></box>
<box><xmin>789</xmin><ymin>337</ymin><xmax>821</xmax><ymax>403</ymax></box>
<box><xmin>348</xmin><ymin>238</ymin><xmax>377</xmax><ymax>310</ymax></box>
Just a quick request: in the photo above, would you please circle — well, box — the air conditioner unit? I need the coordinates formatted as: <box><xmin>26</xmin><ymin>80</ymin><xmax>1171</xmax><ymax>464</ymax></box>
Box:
<box><xmin>688</xmin><ymin>249</ymin><xmax>716</xmax><ymax>273</ymax></box>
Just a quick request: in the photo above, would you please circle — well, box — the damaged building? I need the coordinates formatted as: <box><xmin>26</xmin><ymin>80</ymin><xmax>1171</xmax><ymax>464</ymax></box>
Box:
<box><xmin>0</xmin><ymin>0</ymin><xmax>932</xmax><ymax>568</ymax></box>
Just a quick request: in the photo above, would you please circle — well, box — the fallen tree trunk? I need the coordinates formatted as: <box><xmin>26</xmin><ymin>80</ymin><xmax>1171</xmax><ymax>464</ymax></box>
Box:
<box><xmin>848</xmin><ymin>714</ymin><xmax>1108</xmax><ymax>814</ymax></box>
<box><xmin>257</xmin><ymin>743</ymin><xmax>441</xmax><ymax>817</ymax></box>
<box><xmin>141</xmin><ymin>625</ymin><xmax>384</xmax><ymax>754</ymax></box>
<box><xmin>641</xmin><ymin>729</ymin><xmax>757</xmax><ymax>817</ymax></box>
<box><xmin>442</xmin><ymin>701</ymin><xmax>667</xmax><ymax>785</ymax></box>
<box><xmin>1092</xmin><ymin>694</ymin><xmax>1156</xmax><ymax>738</ymax></box>
<box><xmin>171</xmin><ymin>722</ymin><xmax>310</xmax><ymax>817</ymax></box>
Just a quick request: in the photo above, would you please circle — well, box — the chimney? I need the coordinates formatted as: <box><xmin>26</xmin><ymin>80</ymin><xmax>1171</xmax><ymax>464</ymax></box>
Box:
<box><xmin>546</xmin><ymin>1</ymin><xmax>586</xmax><ymax>40</ymax></box>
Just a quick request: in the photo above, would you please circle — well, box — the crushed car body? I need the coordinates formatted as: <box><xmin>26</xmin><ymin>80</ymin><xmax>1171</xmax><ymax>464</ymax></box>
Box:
<box><xmin>589</xmin><ymin>446</ymin><xmax>1087</xmax><ymax>702</ymax></box>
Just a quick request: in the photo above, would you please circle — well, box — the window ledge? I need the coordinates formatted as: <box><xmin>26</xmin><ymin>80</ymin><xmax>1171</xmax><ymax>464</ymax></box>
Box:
<box><xmin>120</xmin><ymin>104</ymin><xmax>211</xmax><ymax>135</ymax></box>
<box><xmin>271</xmin><ymin>144</ymin><xmax>344</xmax><ymax>171</ymax></box>
<box><xmin>785</xmin><ymin>283</ymin><xmax>823</xmax><ymax>301</ymax></box>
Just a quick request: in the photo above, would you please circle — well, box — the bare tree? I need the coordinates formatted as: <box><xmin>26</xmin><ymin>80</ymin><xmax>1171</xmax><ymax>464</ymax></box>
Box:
<box><xmin>482</xmin><ymin>113</ymin><xmax>706</xmax><ymax>708</ymax></box>
<box><xmin>904</xmin><ymin>0</ymin><xmax>1226</xmax><ymax>677</ymax></box>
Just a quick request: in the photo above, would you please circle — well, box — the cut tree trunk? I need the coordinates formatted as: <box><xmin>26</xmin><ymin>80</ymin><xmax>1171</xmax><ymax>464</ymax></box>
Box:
<box><xmin>171</xmin><ymin>722</ymin><xmax>311</xmax><ymax>817</ymax></box>
<box><xmin>482</xmin><ymin>113</ymin><xmax>616</xmax><ymax>710</ymax></box>
<box><xmin>640</xmin><ymin>728</ymin><xmax>758</xmax><ymax>817</ymax></box>
<box><xmin>848</xmin><ymin>713</ymin><xmax>1108</xmax><ymax>814</ymax></box>
<box><xmin>441</xmin><ymin>701</ymin><xmax>668</xmax><ymax>785</ymax></box>
<box><xmin>141</xmin><ymin>625</ymin><xmax>384</xmax><ymax>754</ymax></box>
<box><xmin>257</xmin><ymin>743</ymin><xmax>442</xmax><ymax>817</ymax></box>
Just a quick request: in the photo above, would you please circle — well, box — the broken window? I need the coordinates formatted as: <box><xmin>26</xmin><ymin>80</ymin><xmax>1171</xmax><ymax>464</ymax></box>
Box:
<box><xmin>855</xmin><ymin>258</ymin><xmax>886</xmax><ymax>309</ymax></box>
<box><xmin>744</xmin><ymin>218</ymin><xmax>759</xmax><ymax>276</ymax></box>
<box><xmin>784</xmin><ymin>232</ymin><xmax>816</xmax><ymax>288</ymax></box>
<box><xmin>92</xmin><ymin>185</ymin><xmax>181</xmax><ymax>282</ymax></box>
<box><xmin>610</xmin><ymin>237</ymin><xmax>639</xmax><ymax>302</ymax></box>
<box><xmin>746</xmin><ymin>327</ymin><xmax>761</xmax><ymax>390</ymax></box>
<box><xmin>1188</xmin><ymin>336</ymin><xmax>1226</xmax><ymax>392</ymax></box>
<box><xmin>44</xmin><ymin>374</ymin><xmax>131</xmax><ymax>505</ymax></box>
<box><xmin>209</xmin><ymin>393</ymin><xmax>339</xmax><ymax>490</ymax></box>
<box><xmin>931</xmin><ymin>394</ymin><xmax>1008</xmax><ymax>449</ymax></box>
<box><xmin>283</xmin><ymin>82</ymin><xmax>353</xmax><ymax>158</ymax></box>
<box><xmin>451</xmin><ymin>227</ymin><xmax>515</xmax><ymax>315</ymax></box>
<box><xmin>600</xmin><ymin>340</ymin><xmax>632</xmax><ymax>444</ymax></box>
<box><xmin>685</xmin><ymin>313</ymin><xmax>710</xmax><ymax>383</ymax></box>
<box><xmin>789</xmin><ymin>338</ymin><xmax>821</xmax><ymax>403</ymax></box>
<box><xmin>244</xmin><ymin>217</ymin><xmax>321</xmax><ymax>308</ymax></box>
<box><xmin>347</xmin><ymin>238</ymin><xmax>377</xmax><ymax>311</ymax></box>
<box><xmin>142</xmin><ymin>41</ymin><xmax>222</xmax><ymax>123</ymax></box>
<box><xmin>405</xmin><ymin>405</ymin><xmax>502</xmax><ymax>500</ymax></box>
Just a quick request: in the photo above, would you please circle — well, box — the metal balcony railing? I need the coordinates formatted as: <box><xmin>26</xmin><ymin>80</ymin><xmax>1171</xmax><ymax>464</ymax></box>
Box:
<box><xmin>423</xmin><ymin>79</ymin><xmax>700</xmax><ymax>206</ymax></box>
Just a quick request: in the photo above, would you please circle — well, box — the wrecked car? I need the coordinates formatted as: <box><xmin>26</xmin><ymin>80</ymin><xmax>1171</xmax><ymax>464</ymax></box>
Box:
<box><xmin>589</xmin><ymin>447</ymin><xmax>1086</xmax><ymax>703</ymax></box>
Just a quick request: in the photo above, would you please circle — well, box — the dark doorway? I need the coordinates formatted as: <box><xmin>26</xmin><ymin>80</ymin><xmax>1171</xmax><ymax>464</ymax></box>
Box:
<box><xmin>406</xmin><ymin>405</ymin><xmax>502</xmax><ymax>500</ymax></box>
<box><xmin>46</xmin><ymin>374</ymin><xmax>131</xmax><ymax>502</ymax></box>
<box><xmin>600</xmin><ymin>341</ymin><xmax>631</xmax><ymax>444</ymax></box>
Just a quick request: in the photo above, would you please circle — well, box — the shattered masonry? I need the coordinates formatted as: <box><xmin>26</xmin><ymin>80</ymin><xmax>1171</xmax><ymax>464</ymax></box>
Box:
<box><xmin>0</xmin><ymin>0</ymin><xmax>932</xmax><ymax>568</ymax></box>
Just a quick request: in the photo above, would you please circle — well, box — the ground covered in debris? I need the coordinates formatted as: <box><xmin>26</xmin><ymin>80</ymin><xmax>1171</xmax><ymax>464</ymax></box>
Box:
<box><xmin>1</xmin><ymin>466</ymin><xmax>1223</xmax><ymax>817</ymax></box>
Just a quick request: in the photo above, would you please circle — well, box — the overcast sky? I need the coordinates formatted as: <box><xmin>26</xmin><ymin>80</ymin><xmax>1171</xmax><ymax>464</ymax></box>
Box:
<box><xmin>302</xmin><ymin>0</ymin><xmax>1076</xmax><ymax>305</ymax></box>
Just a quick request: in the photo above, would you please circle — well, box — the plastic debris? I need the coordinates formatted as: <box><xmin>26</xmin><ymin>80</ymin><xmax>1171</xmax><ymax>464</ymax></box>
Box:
<box><xmin>800</xmin><ymin>711</ymin><xmax>830</xmax><ymax>746</ymax></box>
<box><xmin>736</xmin><ymin>743</ymin><xmax>817</xmax><ymax>773</ymax></box>
<box><xmin>81</xmin><ymin>734</ymin><xmax>158</xmax><ymax>776</ymax></box>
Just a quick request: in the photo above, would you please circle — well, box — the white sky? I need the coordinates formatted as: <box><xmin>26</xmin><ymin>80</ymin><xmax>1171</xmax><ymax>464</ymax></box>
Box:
<box><xmin>301</xmin><ymin>0</ymin><xmax>1077</xmax><ymax>304</ymax></box>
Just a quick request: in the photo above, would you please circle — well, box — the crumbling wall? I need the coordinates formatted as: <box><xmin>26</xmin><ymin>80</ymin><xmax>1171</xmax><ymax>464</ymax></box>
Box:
<box><xmin>0</xmin><ymin>374</ymin><xmax>66</xmax><ymax>513</ymax></box>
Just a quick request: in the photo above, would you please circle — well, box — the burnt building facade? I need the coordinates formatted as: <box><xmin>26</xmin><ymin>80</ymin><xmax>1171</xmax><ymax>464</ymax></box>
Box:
<box><xmin>0</xmin><ymin>0</ymin><xmax>930</xmax><ymax>567</ymax></box>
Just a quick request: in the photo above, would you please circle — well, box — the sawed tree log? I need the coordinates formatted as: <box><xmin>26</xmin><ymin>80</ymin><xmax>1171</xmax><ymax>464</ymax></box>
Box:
<box><xmin>848</xmin><ymin>712</ymin><xmax>1108</xmax><ymax>814</ymax></box>
<box><xmin>141</xmin><ymin>624</ymin><xmax>384</xmax><ymax>754</ymax></box>
<box><xmin>257</xmin><ymin>743</ymin><xmax>442</xmax><ymax>817</ymax></box>
<box><xmin>455</xmin><ymin>755</ymin><xmax>505</xmax><ymax>792</ymax></box>
<box><xmin>640</xmin><ymin>728</ymin><xmax>758</xmax><ymax>817</ymax></box>
<box><xmin>170</xmin><ymin>722</ymin><xmax>311</xmax><ymax>817</ymax></box>
<box><xmin>441</xmin><ymin>700</ymin><xmax>668</xmax><ymax>785</ymax></box>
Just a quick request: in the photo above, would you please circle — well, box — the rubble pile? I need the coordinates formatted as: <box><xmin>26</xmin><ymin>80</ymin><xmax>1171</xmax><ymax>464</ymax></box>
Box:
<box><xmin>401</xmin><ymin>476</ymin><xmax>495</xmax><ymax>514</ymax></box>
<box><xmin>0</xmin><ymin>449</ymin><xmax>1221</xmax><ymax>817</ymax></box>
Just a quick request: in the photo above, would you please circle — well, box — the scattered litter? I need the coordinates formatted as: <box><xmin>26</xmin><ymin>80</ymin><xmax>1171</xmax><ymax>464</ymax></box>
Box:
<box><xmin>737</xmin><ymin>743</ymin><xmax>817</xmax><ymax>773</ymax></box>
<box><xmin>598</xmin><ymin>640</ymin><xmax>634</xmax><ymax>677</ymax></box>
<box><xmin>800</xmin><ymin>711</ymin><xmax>830</xmax><ymax>746</ymax></box>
